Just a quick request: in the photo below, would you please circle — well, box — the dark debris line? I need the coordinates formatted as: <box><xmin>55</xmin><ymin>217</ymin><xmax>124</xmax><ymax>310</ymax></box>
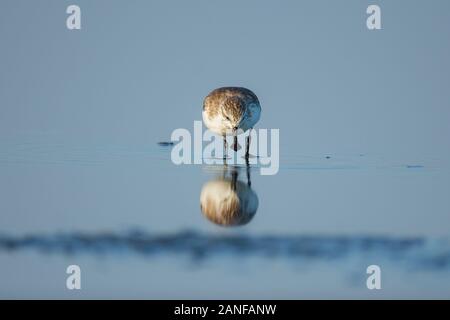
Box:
<box><xmin>0</xmin><ymin>230</ymin><xmax>449</xmax><ymax>270</ymax></box>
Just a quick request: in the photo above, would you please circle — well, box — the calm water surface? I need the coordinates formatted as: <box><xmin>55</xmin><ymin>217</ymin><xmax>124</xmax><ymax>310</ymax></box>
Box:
<box><xmin>1</xmin><ymin>140</ymin><xmax>449</xmax><ymax>298</ymax></box>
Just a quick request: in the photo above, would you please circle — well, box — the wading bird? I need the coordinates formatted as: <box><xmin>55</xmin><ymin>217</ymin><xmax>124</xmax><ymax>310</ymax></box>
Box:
<box><xmin>202</xmin><ymin>87</ymin><xmax>261</xmax><ymax>159</ymax></box>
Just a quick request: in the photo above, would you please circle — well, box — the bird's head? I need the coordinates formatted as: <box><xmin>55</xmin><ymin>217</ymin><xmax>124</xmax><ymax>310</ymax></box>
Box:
<box><xmin>222</xmin><ymin>97</ymin><xmax>245</xmax><ymax>132</ymax></box>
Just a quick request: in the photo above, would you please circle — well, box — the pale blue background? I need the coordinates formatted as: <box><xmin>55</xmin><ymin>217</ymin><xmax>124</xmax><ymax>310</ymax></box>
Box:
<box><xmin>1</xmin><ymin>0</ymin><xmax>449</xmax><ymax>155</ymax></box>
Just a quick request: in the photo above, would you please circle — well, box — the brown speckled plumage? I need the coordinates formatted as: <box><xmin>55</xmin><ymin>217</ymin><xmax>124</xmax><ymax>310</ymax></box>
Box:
<box><xmin>203</xmin><ymin>87</ymin><xmax>260</xmax><ymax>122</ymax></box>
<box><xmin>202</xmin><ymin>86</ymin><xmax>261</xmax><ymax>156</ymax></box>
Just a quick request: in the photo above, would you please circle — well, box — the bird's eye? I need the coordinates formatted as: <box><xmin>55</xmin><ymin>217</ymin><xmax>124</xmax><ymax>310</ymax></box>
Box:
<box><xmin>225</xmin><ymin>116</ymin><xmax>231</xmax><ymax>121</ymax></box>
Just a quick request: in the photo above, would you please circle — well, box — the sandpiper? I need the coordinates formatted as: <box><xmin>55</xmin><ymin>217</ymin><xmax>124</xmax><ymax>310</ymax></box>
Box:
<box><xmin>202</xmin><ymin>87</ymin><xmax>261</xmax><ymax>159</ymax></box>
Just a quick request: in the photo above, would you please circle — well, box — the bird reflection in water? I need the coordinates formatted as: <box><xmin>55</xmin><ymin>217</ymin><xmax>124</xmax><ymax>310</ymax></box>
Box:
<box><xmin>200</xmin><ymin>164</ymin><xmax>259</xmax><ymax>227</ymax></box>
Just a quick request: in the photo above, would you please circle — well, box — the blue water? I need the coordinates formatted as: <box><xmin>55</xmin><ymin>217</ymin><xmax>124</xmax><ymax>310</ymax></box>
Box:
<box><xmin>1</xmin><ymin>141</ymin><xmax>449</xmax><ymax>298</ymax></box>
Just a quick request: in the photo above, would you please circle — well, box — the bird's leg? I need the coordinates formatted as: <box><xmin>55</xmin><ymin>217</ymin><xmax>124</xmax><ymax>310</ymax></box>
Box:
<box><xmin>246</xmin><ymin>158</ymin><xmax>251</xmax><ymax>187</ymax></box>
<box><xmin>233</xmin><ymin>130</ymin><xmax>238</xmax><ymax>152</ymax></box>
<box><xmin>245</xmin><ymin>128</ymin><xmax>252</xmax><ymax>159</ymax></box>
<box><xmin>231</xmin><ymin>169</ymin><xmax>238</xmax><ymax>191</ymax></box>
<box><xmin>223</xmin><ymin>135</ymin><xmax>228</xmax><ymax>161</ymax></box>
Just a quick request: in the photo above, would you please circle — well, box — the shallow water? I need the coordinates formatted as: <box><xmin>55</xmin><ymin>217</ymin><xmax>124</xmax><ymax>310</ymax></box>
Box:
<box><xmin>1</xmin><ymin>141</ymin><xmax>450</xmax><ymax>298</ymax></box>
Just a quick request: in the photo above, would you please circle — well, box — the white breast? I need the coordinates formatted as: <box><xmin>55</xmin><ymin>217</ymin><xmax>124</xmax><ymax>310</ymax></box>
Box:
<box><xmin>202</xmin><ymin>110</ymin><xmax>228</xmax><ymax>135</ymax></box>
<box><xmin>203</xmin><ymin>102</ymin><xmax>261</xmax><ymax>135</ymax></box>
